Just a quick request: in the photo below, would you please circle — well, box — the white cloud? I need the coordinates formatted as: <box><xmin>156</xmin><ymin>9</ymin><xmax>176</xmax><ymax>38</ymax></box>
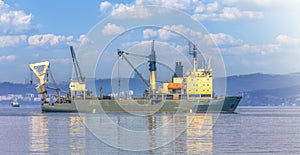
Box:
<box><xmin>111</xmin><ymin>4</ymin><xmax>152</xmax><ymax>19</ymax></box>
<box><xmin>175</xmin><ymin>45</ymin><xmax>188</xmax><ymax>53</ymax></box>
<box><xmin>220</xmin><ymin>42</ymin><xmax>280</xmax><ymax>55</ymax></box>
<box><xmin>0</xmin><ymin>34</ymin><xmax>89</xmax><ymax>48</ymax></box>
<box><xmin>135</xmin><ymin>0</ymin><xmax>191</xmax><ymax>10</ymax></box>
<box><xmin>143</xmin><ymin>29</ymin><xmax>158</xmax><ymax>39</ymax></box>
<box><xmin>100</xmin><ymin>0</ymin><xmax>193</xmax><ymax>19</ymax></box>
<box><xmin>142</xmin><ymin>25</ymin><xmax>203</xmax><ymax>41</ymax></box>
<box><xmin>100</xmin><ymin>1</ymin><xmax>112</xmax><ymax>13</ymax></box>
<box><xmin>276</xmin><ymin>34</ymin><xmax>300</xmax><ymax>45</ymax></box>
<box><xmin>223</xmin><ymin>0</ymin><xmax>275</xmax><ymax>6</ymax></box>
<box><xmin>0</xmin><ymin>55</ymin><xmax>16</xmax><ymax>61</ymax></box>
<box><xmin>102</xmin><ymin>23</ymin><xmax>125</xmax><ymax>36</ymax></box>
<box><xmin>0</xmin><ymin>35</ymin><xmax>27</xmax><ymax>48</ymax></box>
<box><xmin>251</xmin><ymin>0</ymin><xmax>272</xmax><ymax>5</ymax></box>
<box><xmin>28</xmin><ymin>34</ymin><xmax>73</xmax><ymax>47</ymax></box>
<box><xmin>217</xmin><ymin>34</ymin><xmax>289</xmax><ymax>55</ymax></box>
<box><xmin>99</xmin><ymin>0</ymin><xmax>265</xmax><ymax>21</ymax></box>
<box><xmin>259</xmin><ymin>44</ymin><xmax>280</xmax><ymax>55</ymax></box>
<box><xmin>0</xmin><ymin>0</ymin><xmax>9</xmax><ymax>10</ymax></box>
<box><xmin>120</xmin><ymin>40</ymin><xmax>179</xmax><ymax>53</ymax></box>
<box><xmin>63</xmin><ymin>34</ymin><xmax>92</xmax><ymax>48</ymax></box>
<box><xmin>161</xmin><ymin>25</ymin><xmax>202</xmax><ymax>40</ymax></box>
<box><xmin>205</xmin><ymin>33</ymin><xmax>242</xmax><ymax>46</ymax></box>
<box><xmin>120</xmin><ymin>41</ymin><xmax>140</xmax><ymax>49</ymax></box>
<box><xmin>0</xmin><ymin>0</ymin><xmax>33</xmax><ymax>34</ymax></box>
<box><xmin>194</xmin><ymin>3</ymin><xmax>205</xmax><ymax>13</ymax></box>
<box><xmin>206</xmin><ymin>2</ymin><xmax>219</xmax><ymax>12</ymax></box>
<box><xmin>192</xmin><ymin>7</ymin><xmax>263</xmax><ymax>21</ymax></box>
<box><xmin>222</xmin><ymin>0</ymin><xmax>300</xmax><ymax>11</ymax></box>
<box><xmin>219</xmin><ymin>34</ymin><xmax>300</xmax><ymax>56</ymax></box>
<box><xmin>78</xmin><ymin>34</ymin><xmax>91</xmax><ymax>45</ymax></box>
<box><xmin>106</xmin><ymin>0</ymin><xmax>193</xmax><ymax>19</ymax></box>
<box><xmin>221</xmin><ymin>44</ymin><xmax>259</xmax><ymax>54</ymax></box>
<box><xmin>223</xmin><ymin>7</ymin><xmax>263</xmax><ymax>20</ymax></box>
<box><xmin>158</xmin><ymin>29</ymin><xmax>176</xmax><ymax>40</ymax></box>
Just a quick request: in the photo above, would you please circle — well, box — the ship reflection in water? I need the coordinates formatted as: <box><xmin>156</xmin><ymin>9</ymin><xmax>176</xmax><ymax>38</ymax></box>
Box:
<box><xmin>148</xmin><ymin>115</ymin><xmax>213</xmax><ymax>154</ymax></box>
<box><xmin>30</xmin><ymin>116</ymin><xmax>48</xmax><ymax>153</ymax></box>
<box><xmin>186</xmin><ymin>115</ymin><xmax>213</xmax><ymax>154</ymax></box>
<box><xmin>28</xmin><ymin>114</ymin><xmax>214</xmax><ymax>154</ymax></box>
<box><xmin>29</xmin><ymin>115</ymin><xmax>87</xmax><ymax>154</ymax></box>
<box><xmin>69</xmin><ymin>116</ymin><xmax>86</xmax><ymax>153</ymax></box>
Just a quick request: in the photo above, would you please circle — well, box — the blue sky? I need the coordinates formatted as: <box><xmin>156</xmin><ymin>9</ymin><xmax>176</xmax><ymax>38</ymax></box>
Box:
<box><xmin>0</xmin><ymin>0</ymin><xmax>299</xmax><ymax>83</ymax></box>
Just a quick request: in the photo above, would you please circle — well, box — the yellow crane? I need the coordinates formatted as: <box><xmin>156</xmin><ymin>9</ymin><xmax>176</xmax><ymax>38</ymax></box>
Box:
<box><xmin>29</xmin><ymin>61</ymin><xmax>67</xmax><ymax>103</ymax></box>
<box><xmin>29</xmin><ymin>61</ymin><xmax>50</xmax><ymax>103</ymax></box>
<box><xmin>69</xmin><ymin>46</ymin><xmax>86</xmax><ymax>99</ymax></box>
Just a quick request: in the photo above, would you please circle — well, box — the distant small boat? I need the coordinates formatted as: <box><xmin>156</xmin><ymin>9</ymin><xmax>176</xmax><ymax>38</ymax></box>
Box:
<box><xmin>11</xmin><ymin>100</ymin><xmax>20</xmax><ymax>107</ymax></box>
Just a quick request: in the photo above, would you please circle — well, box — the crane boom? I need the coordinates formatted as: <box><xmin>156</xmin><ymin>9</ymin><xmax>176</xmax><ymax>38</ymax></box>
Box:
<box><xmin>70</xmin><ymin>46</ymin><xmax>84</xmax><ymax>83</ymax></box>
<box><xmin>117</xmin><ymin>40</ymin><xmax>157</xmax><ymax>94</ymax></box>
<box><xmin>123</xmin><ymin>52</ymin><xmax>147</xmax><ymax>58</ymax></box>
<box><xmin>29</xmin><ymin>61</ymin><xmax>50</xmax><ymax>103</ymax></box>
<box><xmin>69</xmin><ymin>46</ymin><xmax>86</xmax><ymax>98</ymax></box>
<box><xmin>117</xmin><ymin>49</ymin><xmax>150</xmax><ymax>87</ymax></box>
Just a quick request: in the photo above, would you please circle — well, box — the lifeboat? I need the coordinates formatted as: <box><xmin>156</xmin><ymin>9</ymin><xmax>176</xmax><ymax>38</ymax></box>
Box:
<box><xmin>167</xmin><ymin>83</ymin><xmax>182</xmax><ymax>89</ymax></box>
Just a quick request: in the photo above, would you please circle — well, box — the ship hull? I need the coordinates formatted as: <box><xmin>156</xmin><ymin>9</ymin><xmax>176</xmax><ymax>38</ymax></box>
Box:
<box><xmin>11</xmin><ymin>104</ymin><xmax>20</xmax><ymax>107</ymax></box>
<box><xmin>11</xmin><ymin>101</ymin><xmax>20</xmax><ymax>107</ymax></box>
<box><xmin>41</xmin><ymin>96</ymin><xmax>242</xmax><ymax>113</ymax></box>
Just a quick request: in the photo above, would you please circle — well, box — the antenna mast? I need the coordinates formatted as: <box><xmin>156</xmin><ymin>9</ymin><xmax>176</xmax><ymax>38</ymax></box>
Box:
<box><xmin>148</xmin><ymin>40</ymin><xmax>157</xmax><ymax>92</ymax></box>
<box><xmin>189</xmin><ymin>42</ymin><xmax>198</xmax><ymax>72</ymax></box>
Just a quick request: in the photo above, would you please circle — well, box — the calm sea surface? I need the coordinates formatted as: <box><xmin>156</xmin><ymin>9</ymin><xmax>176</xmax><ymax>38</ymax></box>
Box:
<box><xmin>0</xmin><ymin>104</ymin><xmax>299</xmax><ymax>154</ymax></box>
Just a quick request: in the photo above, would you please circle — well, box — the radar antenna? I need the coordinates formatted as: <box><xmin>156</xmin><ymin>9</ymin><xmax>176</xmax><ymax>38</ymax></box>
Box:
<box><xmin>188</xmin><ymin>42</ymin><xmax>199</xmax><ymax>72</ymax></box>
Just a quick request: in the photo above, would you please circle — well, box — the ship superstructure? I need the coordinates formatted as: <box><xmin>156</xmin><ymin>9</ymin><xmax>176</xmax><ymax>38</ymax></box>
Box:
<box><xmin>160</xmin><ymin>43</ymin><xmax>213</xmax><ymax>99</ymax></box>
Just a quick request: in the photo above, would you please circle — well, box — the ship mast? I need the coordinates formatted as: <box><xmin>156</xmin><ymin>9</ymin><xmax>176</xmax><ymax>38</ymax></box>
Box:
<box><xmin>189</xmin><ymin>42</ymin><xmax>198</xmax><ymax>72</ymax></box>
<box><xmin>148</xmin><ymin>40</ymin><xmax>156</xmax><ymax>93</ymax></box>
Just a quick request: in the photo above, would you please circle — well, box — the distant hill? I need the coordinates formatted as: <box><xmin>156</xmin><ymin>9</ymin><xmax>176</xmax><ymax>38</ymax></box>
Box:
<box><xmin>222</xmin><ymin>73</ymin><xmax>300</xmax><ymax>105</ymax></box>
<box><xmin>0</xmin><ymin>82</ymin><xmax>36</xmax><ymax>95</ymax></box>
<box><xmin>225</xmin><ymin>73</ymin><xmax>300</xmax><ymax>94</ymax></box>
<box><xmin>242</xmin><ymin>85</ymin><xmax>300</xmax><ymax>106</ymax></box>
<box><xmin>0</xmin><ymin>73</ymin><xmax>299</xmax><ymax>106</ymax></box>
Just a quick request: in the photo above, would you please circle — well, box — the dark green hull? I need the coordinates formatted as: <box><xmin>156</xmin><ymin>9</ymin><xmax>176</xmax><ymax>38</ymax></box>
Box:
<box><xmin>11</xmin><ymin>104</ymin><xmax>20</xmax><ymax>107</ymax></box>
<box><xmin>41</xmin><ymin>96</ymin><xmax>242</xmax><ymax>113</ymax></box>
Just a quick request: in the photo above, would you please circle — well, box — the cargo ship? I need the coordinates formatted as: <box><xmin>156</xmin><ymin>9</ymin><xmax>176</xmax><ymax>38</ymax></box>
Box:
<box><xmin>29</xmin><ymin>41</ymin><xmax>241</xmax><ymax>113</ymax></box>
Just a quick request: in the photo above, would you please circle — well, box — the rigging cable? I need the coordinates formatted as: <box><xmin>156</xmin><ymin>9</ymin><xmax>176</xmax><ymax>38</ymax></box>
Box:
<box><xmin>118</xmin><ymin>56</ymin><xmax>121</xmax><ymax>99</ymax></box>
<box><xmin>48</xmin><ymin>65</ymin><xmax>57</xmax><ymax>86</ymax></box>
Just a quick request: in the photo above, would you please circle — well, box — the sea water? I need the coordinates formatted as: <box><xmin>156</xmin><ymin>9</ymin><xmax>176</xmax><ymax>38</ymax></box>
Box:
<box><xmin>0</xmin><ymin>104</ymin><xmax>299</xmax><ymax>154</ymax></box>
